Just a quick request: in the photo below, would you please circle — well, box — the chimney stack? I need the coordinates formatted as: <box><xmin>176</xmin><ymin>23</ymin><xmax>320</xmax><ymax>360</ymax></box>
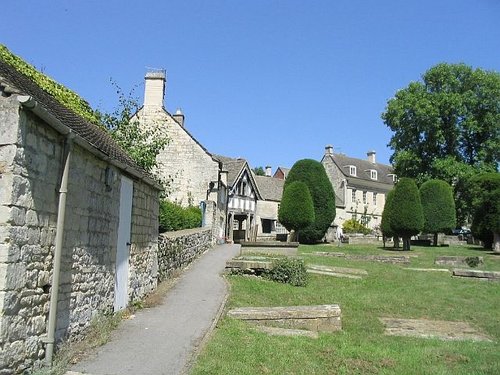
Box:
<box><xmin>173</xmin><ymin>108</ymin><xmax>185</xmax><ymax>127</ymax></box>
<box><xmin>144</xmin><ymin>69</ymin><xmax>166</xmax><ymax>108</ymax></box>
<box><xmin>265</xmin><ymin>166</ymin><xmax>272</xmax><ymax>177</ymax></box>
<box><xmin>325</xmin><ymin>145</ymin><xmax>334</xmax><ymax>155</ymax></box>
<box><xmin>367</xmin><ymin>150</ymin><xmax>376</xmax><ymax>163</ymax></box>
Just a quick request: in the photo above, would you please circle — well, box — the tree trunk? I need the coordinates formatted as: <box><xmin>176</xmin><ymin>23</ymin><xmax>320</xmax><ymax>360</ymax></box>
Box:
<box><xmin>402</xmin><ymin>236</ymin><xmax>411</xmax><ymax>251</ymax></box>
<box><xmin>383</xmin><ymin>235</ymin><xmax>387</xmax><ymax>249</ymax></box>
<box><xmin>393</xmin><ymin>236</ymin><xmax>400</xmax><ymax>249</ymax></box>
<box><xmin>287</xmin><ymin>230</ymin><xmax>295</xmax><ymax>243</ymax></box>
<box><xmin>433</xmin><ymin>232</ymin><xmax>438</xmax><ymax>247</ymax></box>
<box><xmin>494</xmin><ymin>232</ymin><xmax>500</xmax><ymax>254</ymax></box>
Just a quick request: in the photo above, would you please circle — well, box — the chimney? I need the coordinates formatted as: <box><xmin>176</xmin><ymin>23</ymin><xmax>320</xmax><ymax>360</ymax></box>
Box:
<box><xmin>173</xmin><ymin>108</ymin><xmax>185</xmax><ymax>127</ymax></box>
<box><xmin>367</xmin><ymin>150</ymin><xmax>376</xmax><ymax>163</ymax></box>
<box><xmin>265</xmin><ymin>166</ymin><xmax>272</xmax><ymax>177</ymax></box>
<box><xmin>325</xmin><ymin>145</ymin><xmax>334</xmax><ymax>155</ymax></box>
<box><xmin>144</xmin><ymin>69</ymin><xmax>166</xmax><ymax>108</ymax></box>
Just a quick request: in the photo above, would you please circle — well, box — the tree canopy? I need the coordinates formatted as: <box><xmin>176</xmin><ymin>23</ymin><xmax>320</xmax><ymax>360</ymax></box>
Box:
<box><xmin>252</xmin><ymin>166</ymin><xmax>266</xmax><ymax>176</ymax></box>
<box><xmin>285</xmin><ymin>159</ymin><xmax>336</xmax><ymax>243</ymax></box>
<box><xmin>382</xmin><ymin>63</ymin><xmax>500</xmax><ymax>224</ymax></box>
<box><xmin>420</xmin><ymin>179</ymin><xmax>456</xmax><ymax>245</ymax></box>
<box><xmin>390</xmin><ymin>178</ymin><xmax>424</xmax><ymax>250</ymax></box>
<box><xmin>278</xmin><ymin>181</ymin><xmax>315</xmax><ymax>240</ymax></box>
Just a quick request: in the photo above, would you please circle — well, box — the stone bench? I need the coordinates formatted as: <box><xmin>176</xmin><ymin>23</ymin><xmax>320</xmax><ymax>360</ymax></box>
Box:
<box><xmin>435</xmin><ymin>256</ymin><xmax>483</xmax><ymax>267</ymax></box>
<box><xmin>227</xmin><ymin>304</ymin><xmax>341</xmax><ymax>332</ymax></box>
<box><xmin>452</xmin><ymin>269</ymin><xmax>500</xmax><ymax>280</ymax></box>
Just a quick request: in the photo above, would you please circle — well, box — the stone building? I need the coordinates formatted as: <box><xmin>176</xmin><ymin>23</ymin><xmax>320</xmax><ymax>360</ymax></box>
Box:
<box><xmin>254</xmin><ymin>171</ymin><xmax>286</xmax><ymax>239</ymax></box>
<box><xmin>0</xmin><ymin>57</ymin><xmax>160</xmax><ymax>372</ymax></box>
<box><xmin>321</xmin><ymin>145</ymin><xmax>395</xmax><ymax>239</ymax></box>
<box><xmin>133</xmin><ymin>70</ymin><xmax>226</xmax><ymax>241</ymax></box>
<box><xmin>273</xmin><ymin>166</ymin><xmax>289</xmax><ymax>180</ymax></box>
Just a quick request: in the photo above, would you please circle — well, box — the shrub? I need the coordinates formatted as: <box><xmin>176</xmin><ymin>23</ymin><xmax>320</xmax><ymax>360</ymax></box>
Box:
<box><xmin>278</xmin><ymin>181</ymin><xmax>315</xmax><ymax>239</ymax></box>
<box><xmin>265</xmin><ymin>258</ymin><xmax>308</xmax><ymax>287</ymax></box>
<box><xmin>285</xmin><ymin>159</ymin><xmax>336</xmax><ymax>244</ymax></box>
<box><xmin>465</xmin><ymin>256</ymin><xmax>481</xmax><ymax>268</ymax></box>
<box><xmin>342</xmin><ymin>219</ymin><xmax>371</xmax><ymax>235</ymax></box>
<box><xmin>390</xmin><ymin>178</ymin><xmax>424</xmax><ymax>250</ymax></box>
<box><xmin>159</xmin><ymin>200</ymin><xmax>201</xmax><ymax>232</ymax></box>
<box><xmin>420</xmin><ymin>179</ymin><xmax>456</xmax><ymax>245</ymax></box>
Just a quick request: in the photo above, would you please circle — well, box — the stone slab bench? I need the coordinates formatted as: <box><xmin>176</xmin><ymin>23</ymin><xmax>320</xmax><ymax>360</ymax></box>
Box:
<box><xmin>452</xmin><ymin>269</ymin><xmax>500</xmax><ymax>280</ymax></box>
<box><xmin>240</xmin><ymin>241</ymin><xmax>299</xmax><ymax>256</ymax></box>
<box><xmin>227</xmin><ymin>304</ymin><xmax>341</xmax><ymax>332</ymax></box>
<box><xmin>226</xmin><ymin>259</ymin><xmax>273</xmax><ymax>271</ymax></box>
<box><xmin>435</xmin><ymin>256</ymin><xmax>483</xmax><ymax>267</ymax></box>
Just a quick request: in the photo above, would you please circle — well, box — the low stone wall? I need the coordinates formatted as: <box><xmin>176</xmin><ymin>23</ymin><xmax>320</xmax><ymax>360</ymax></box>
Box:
<box><xmin>157</xmin><ymin>228</ymin><xmax>212</xmax><ymax>281</ymax></box>
<box><xmin>346</xmin><ymin>235</ymin><xmax>380</xmax><ymax>245</ymax></box>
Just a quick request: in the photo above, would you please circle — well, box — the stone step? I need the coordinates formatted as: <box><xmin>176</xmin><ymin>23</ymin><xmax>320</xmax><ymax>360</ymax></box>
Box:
<box><xmin>452</xmin><ymin>269</ymin><xmax>500</xmax><ymax>280</ymax></box>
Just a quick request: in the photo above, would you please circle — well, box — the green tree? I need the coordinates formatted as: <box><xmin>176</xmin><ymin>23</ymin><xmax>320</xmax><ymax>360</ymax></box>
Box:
<box><xmin>380</xmin><ymin>189</ymin><xmax>397</xmax><ymax>248</ymax></box>
<box><xmin>252</xmin><ymin>166</ymin><xmax>266</xmax><ymax>176</ymax></box>
<box><xmin>278</xmin><ymin>181</ymin><xmax>315</xmax><ymax>242</ymax></box>
<box><xmin>382</xmin><ymin>63</ymin><xmax>500</xmax><ymax>224</ymax></box>
<box><xmin>285</xmin><ymin>159</ymin><xmax>336</xmax><ymax>244</ymax></box>
<box><xmin>390</xmin><ymin>178</ymin><xmax>424</xmax><ymax>251</ymax></box>
<box><xmin>420</xmin><ymin>179</ymin><xmax>456</xmax><ymax>246</ymax></box>
<box><xmin>470</xmin><ymin>173</ymin><xmax>500</xmax><ymax>252</ymax></box>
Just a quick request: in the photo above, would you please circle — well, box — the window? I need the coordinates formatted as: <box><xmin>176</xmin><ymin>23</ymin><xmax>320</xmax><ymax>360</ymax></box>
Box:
<box><xmin>370</xmin><ymin>170</ymin><xmax>377</xmax><ymax>180</ymax></box>
<box><xmin>349</xmin><ymin>166</ymin><xmax>357</xmax><ymax>176</ymax></box>
<box><xmin>363</xmin><ymin>191</ymin><xmax>367</xmax><ymax>204</ymax></box>
<box><xmin>373</xmin><ymin>192</ymin><xmax>377</xmax><ymax>206</ymax></box>
<box><xmin>351</xmin><ymin>189</ymin><xmax>357</xmax><ymax>202</ymax></box>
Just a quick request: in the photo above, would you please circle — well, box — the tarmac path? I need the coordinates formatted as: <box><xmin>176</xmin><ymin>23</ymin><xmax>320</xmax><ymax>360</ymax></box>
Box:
<box><xmin>69</xmin><ymin>243</ymin><xmax>240</xmax><ymax>375</ymax></box>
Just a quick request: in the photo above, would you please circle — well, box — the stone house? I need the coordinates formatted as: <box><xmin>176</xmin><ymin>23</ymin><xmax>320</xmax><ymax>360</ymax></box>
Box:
<box><xmin>254</xmin><ymin>172</ymin><xmax>287</xmax><ymax>239</ymax></box>
<box><xmin>213</xmin><ymin>156</ymin><xmax>261</xmax><ymax>242</ymax></box>
<box><xmin>321</xmin><ymin>145</ymin><xmax>395</xmax><ymax>239</ymax></box>
<box><xmin>0</xmin><ymin>58</ymin><xmax>160</xmax><ymax>372</ymax></box>
<box><xmin>133</xmin><ymin>71</ymin><xmax>226</xmax><ymax>241</ymax></box>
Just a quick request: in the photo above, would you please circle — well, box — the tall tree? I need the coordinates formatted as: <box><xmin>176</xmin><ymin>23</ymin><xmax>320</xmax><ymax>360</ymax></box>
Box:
<box><xmin>278</xmin><ymin>181</ymin><xmax>315</xmax><ymax>242</ymax></box>
<box><xmin>390</xmin><ymin>178</ymin><xmax>424</xmax><ymax>251</ymax></box>
<box><xmin>252</xmin><ymin>166</ymin><xmax>266</xmax><ymax>176</ymax></box>
<box><xmin>382</xmin><ymin>63</ymin><xmax>500</xmax><ymax>224</ymax></box>
<box><xmin>470</xmin><ymin>173</ymin><xmax>500</xmax><ymax>252</ymax></box>
<box><xmin>285</xmin><ymin>159</ymin><xmax>336</xmax><ymax>244</ymax></box>
<box><xmin>380</xmin><ymin>189</ymin><xmax>397</xmax><ymax>248</ymax></box>
<box><xmin>420</xmin><ymin>179</ymin><xmax>456</xmax><ymax>246</ymax></box>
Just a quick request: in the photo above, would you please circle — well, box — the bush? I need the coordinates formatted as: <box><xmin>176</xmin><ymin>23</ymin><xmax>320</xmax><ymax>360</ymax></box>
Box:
<box><xmin>381</xmin><ymin>189</ymin><xmax>395</xmax><ymax>238</ymax></box>
<box><xmin>159</xmin><ymin>200</ymin><xmax>202</xmax><ymax>232</ymax></box>
<box><xmin>285</xmin><ymin>159</ymin><xmax>336</xmax><ymax>244</ymax></box>
<box><xmin>342</xmin><ymin>219</ymin><xmax>371</xmax><ymax>235</ymax></box>
<box><xmin>265</xmin><ymin>258</ymin><xmax>308</xmax><ymax>287</ymax></box>
<box><xmin>278</xmin><ymin>181</ymin><xmax>315</xmax><ymax>237</ymax></box>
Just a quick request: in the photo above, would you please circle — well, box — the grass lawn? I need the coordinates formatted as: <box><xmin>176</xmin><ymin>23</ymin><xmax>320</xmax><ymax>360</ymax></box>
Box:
<box><xmin>191</xmin><ymin>244</ymin><xmax>500</xmax><ymax>375</ymax></box>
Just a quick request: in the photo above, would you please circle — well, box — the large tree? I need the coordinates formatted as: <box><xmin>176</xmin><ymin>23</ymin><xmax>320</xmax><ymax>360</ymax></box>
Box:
<box><xmin>470</xmin><ymin>173</ymin><xmax>500</xmax><ymax>252</ymax></box>
<box><xmin>278</xmin><ymin>181</ymin><xmax>315</xmax><ymax>242</ymax></box>
<box><xmin>420</xmin><ymin>179</ymin><xmax>456</xmax><ymax>246</ymax></box>
<box><xmin>390</xmin><ymin>178</ymin><xmax>424</xmax><ymax>251</ymax></box>
<box><xmin>382</xmin><ymin>63</ymin><xmax>500</xmax><ymax>224</ymax></box>
<box><xmin>285</xmin><ymin>159</ymin><xmax>336</xmax><ymax>244</ymax></box>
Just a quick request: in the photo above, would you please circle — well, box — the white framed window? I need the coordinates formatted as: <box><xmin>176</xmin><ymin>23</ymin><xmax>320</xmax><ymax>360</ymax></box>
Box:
<box><xmin>373</xmin><ymin>192</ymin><xmax>377</xmax><ymax>206</ymax></box>
<box><xmin>349</xmin><ymin>166</ymin><xmax>357</xmax><ymax>176</ymax></box>
<box><xmin>363</xmin><ymin>191</ymin><xmax>367</xmax><ymax>204</ymax></box>
<box><xmin>351</xmin><ymin>189</ymin><xmax>357</xmax><ymax>202</ymax></box>
<box><xmin>370</xmin><ymin>170</ymin><xmax>377</xmax><ymax>180</ymax></box>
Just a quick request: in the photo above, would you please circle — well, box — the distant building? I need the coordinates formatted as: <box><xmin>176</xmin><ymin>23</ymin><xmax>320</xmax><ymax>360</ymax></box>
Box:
<box><xmin>273</xmin><ymin>166</ymin><xmax>289</xmax><ymax>180</ymax></box>
<box><xmin>254</xmin><ymin>169</ymin><xmax>286</xmax><ymax>239</ymax></box>
<box><xmin>321</xmin><ymin>145</ymin><xmax>395</xmax><ymax>239</ymax></box>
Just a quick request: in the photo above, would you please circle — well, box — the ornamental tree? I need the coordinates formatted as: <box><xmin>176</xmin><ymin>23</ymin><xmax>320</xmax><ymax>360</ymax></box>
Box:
<box><xmin>285</xmin><ymin>159</ymin><xmax>336</xmax><ymax>244</ymax></box>
<box><xmin>278</xmin><ymin>181</ymin><xmax>315</xmax><ymax>242</ymax></box>
<box><xmin>380</xmin><ymin>189</ymin><xmax>397</xmax><ymax>248</ymax></box>
<box><xmin>420</xmin><ymin>179</ymin><xmax>456</xmax><ymax>246</ymax></box>
<box><xmin>470</xmin><ymin>173</ymin><xmax>500</xmax><ymax>252</ymax></box>
<box><xmin>382</xmin><ymin>63</ymin><xmax>500</xmax><ymax>224</ymax></box>
<box><xmin>390</xmin><ymin>178</ymin><xmax>424</xmax><ymax>251</ymax></box>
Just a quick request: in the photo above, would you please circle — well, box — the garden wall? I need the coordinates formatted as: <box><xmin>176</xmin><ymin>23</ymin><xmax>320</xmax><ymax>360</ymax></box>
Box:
<box><xmin>157</xmin><ymin>228</ymin><xmax>212</xmax><ymax>281</ymax></box>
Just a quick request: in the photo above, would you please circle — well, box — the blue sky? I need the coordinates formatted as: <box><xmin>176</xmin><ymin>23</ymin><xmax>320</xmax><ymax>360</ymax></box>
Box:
<box><xmin>3</xmin><ymin>0</ymin><xmax>499</xmax><ymax>170</ymax></box>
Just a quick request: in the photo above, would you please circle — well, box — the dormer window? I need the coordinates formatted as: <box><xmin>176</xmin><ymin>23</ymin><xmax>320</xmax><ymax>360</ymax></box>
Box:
<box><xmin>349</xmin><ymin>166</ymin><xmax>357</xmax><ymax>176</ymax></box>
<box><xmin>370</xmin><ymin>170</ymin><xmax>377</xmax><ymax>180</ymax></box>
<box><xmin>388</xmin><ymin>173</ymin><xmax>398</xmax><ymax>183</ymax></box>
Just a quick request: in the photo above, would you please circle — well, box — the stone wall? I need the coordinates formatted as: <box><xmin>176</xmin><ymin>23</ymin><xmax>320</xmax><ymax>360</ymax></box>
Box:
<box><xmin>0</xmin><ymin>96</ymin><xmax>159</xmax><ymax>373</ymax></box>
<box><xmin>157</xmin><ymin>228</ymin><xmax>212</xmax><ymax>282</ymax></box>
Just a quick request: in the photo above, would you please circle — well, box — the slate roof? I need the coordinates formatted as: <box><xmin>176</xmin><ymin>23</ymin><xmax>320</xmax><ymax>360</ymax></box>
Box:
<box><xmin>274</xmin><ymin>166</ymin><xmax>289</xmax><ymax>179</ymax></box>
<box><xmin>324</xmin><ymin>153</ymin><xmax>395</xmax><ymax>187</ymax></box>
<box><xmin>0</xmin><ymin>59</ymin><xmax>155</xmax><ymax>184</ymax></box>
<box><xmin>254</xmin><ymin>175</ymin><xmax>285</xmax><ymax>202</ymax></box>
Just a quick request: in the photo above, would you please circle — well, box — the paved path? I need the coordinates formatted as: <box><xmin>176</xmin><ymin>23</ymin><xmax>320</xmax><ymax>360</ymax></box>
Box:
<box><xmin>70</xmin><ymin>244</ymin><xmax>240</xmax><ymax>375</ymax></box>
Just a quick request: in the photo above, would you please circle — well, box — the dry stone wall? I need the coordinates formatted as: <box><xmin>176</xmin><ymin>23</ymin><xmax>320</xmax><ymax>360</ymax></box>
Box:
<box><xmin>157</xmin><ymin>228</ymin><xmax>212</xmax><ymax>281</ymax></box>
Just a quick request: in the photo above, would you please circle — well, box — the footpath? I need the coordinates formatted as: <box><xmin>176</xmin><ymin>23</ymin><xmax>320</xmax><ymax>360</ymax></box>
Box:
<box><xmin>68</xmin><ymin>243</ymin><xmax>240</xmax><ymax>375</ymax></box>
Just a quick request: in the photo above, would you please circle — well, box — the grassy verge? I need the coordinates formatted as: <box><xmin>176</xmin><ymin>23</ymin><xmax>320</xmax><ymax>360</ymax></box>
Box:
<box><xmin>192</xmin><ymin>244</ymin><xmax>500</xmax><ymax>375</ymax></box>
